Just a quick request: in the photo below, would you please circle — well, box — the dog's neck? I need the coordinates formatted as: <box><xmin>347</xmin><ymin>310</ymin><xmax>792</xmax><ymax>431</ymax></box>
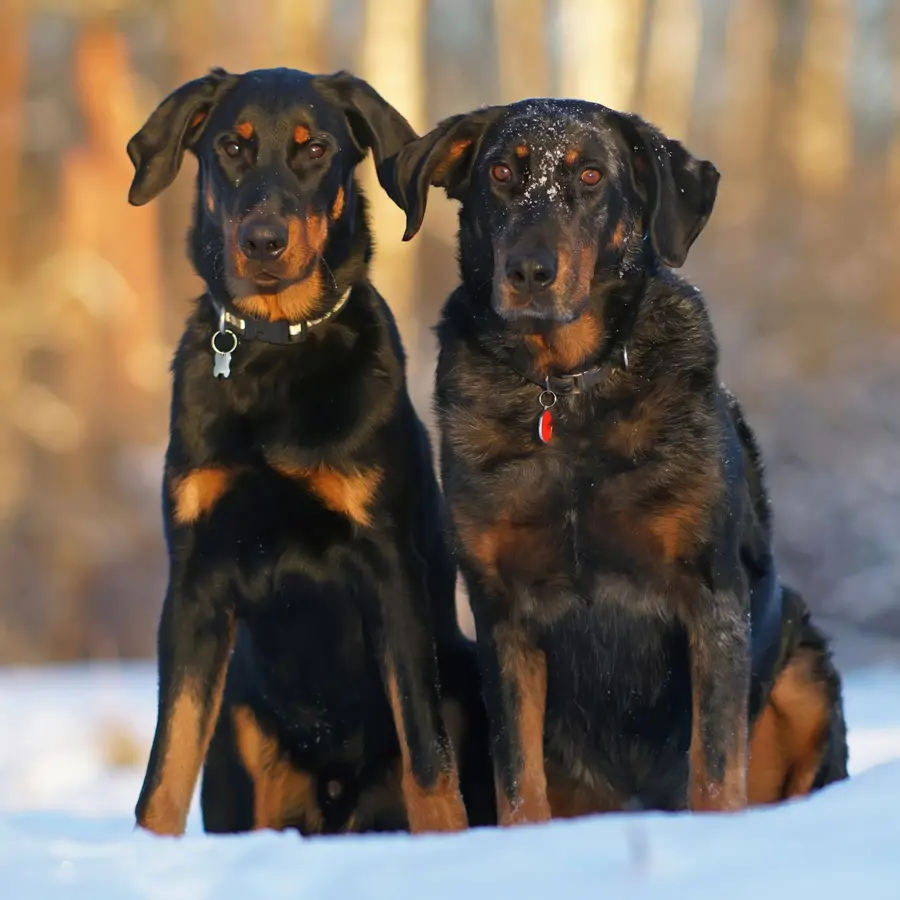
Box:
<box><xmin>470</xmin><ymin>276</ymin><xmax>645</xmax><ymax>383</ymax></box>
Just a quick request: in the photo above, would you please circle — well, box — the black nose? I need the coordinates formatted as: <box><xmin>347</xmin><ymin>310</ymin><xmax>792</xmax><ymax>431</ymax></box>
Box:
<box><xmin>239</xmin><ymin>217</ymin><xmax>288</xmax><ymax>261</ymax></box>
<box><xmin>505</xmin><ymin>248</ymin><xmax>557</xmax><ymax>292</ymax></box>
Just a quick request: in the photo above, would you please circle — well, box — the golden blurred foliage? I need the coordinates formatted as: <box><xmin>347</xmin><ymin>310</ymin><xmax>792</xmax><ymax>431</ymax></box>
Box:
<box><xmin>0</xmin><ymin>0</ymin><xmax>899</xmax><ymax>662</ymax></box>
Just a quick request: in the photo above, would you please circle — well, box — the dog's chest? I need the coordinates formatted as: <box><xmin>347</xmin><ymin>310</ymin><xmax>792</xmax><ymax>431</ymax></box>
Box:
<box><xmin>476</xmin><ymin>444</ymin><xmax>678</xmax><ymax>578</ymax></box>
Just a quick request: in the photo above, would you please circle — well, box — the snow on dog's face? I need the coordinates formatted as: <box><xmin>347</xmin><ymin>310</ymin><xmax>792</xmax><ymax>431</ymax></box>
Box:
<box><xmin>386</xmin><ymin>99</ymin><xmax>719</xmax><ymax>324</ymax></box>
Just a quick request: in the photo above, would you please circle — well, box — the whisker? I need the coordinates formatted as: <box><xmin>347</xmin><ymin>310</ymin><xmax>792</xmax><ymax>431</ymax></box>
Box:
<box><xmin>318</xmin><ymin>254</ymin><xmax>338</xmax><ymax>290</ymax></box>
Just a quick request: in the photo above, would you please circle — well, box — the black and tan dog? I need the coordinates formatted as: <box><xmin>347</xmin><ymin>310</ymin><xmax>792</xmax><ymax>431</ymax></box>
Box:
<box><xmin>126</xmin><ymin>67</ymin><xmax>493</xmax><ymax>837</ymax></box>
<box><xmin>385</xmin><ymin>99</ymin><xmax>847</xmax><ymax>824</ymax></box>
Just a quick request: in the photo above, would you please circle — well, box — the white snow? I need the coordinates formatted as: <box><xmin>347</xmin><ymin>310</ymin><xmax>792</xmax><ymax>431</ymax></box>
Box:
<box><xmin>2</xmin><ymin>659</ymin><xmax>900</xmax><ymax>899</ymax></box>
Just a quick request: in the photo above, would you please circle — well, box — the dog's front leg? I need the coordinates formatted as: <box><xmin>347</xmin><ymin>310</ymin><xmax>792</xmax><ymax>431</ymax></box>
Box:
<box><xmin>683</xmin><ymin>572</ymin><xmax>751</xmax><ymax>812</ymax></box>
<box><xmin>370</xmin><ymin>542</ymin><xmax>468</xmax><ymax>834</ymax></box>
<box><xmin>135</xmin><ymin>563</ymin><xmax>236</xmax><ymax>836</ymax></box>
<box><xmin>468</xmin><ymin>579</ymin><xmax>551</xmax><ymax>826</ymax></box>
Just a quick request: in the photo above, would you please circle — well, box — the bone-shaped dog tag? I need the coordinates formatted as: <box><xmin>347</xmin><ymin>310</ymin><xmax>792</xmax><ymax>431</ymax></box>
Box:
<box><xmin>211</xmin><ymin>329</ymin><xmax>238</xmax><ymax>379</ymax></box>
<box><xmin>213</xmin><ymin>349</ymin><xmax>232</xmax><ymax>378</ymax></box>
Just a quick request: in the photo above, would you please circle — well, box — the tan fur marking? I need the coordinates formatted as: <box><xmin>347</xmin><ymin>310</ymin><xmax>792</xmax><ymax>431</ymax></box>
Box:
<box><xmin>648</xmin><ymin>501</ymin><xmax>703</xmax><ymax>562</ymax></box>
<box><xmin>546</xmin><ymin>767</ymin><xmax>624</xmax><ymax>818</ymax></box>
<box><xmin>386</xmin><ymin>668</ymin><xmax>468</xmax><ymax>833</ymax></box>
<box><xmin>139</xmin><ymin>618</ymin><xmax>235</xmax><ymax>835</ymax></box>
<box><xmin>274</xmin><ymin>464</ymin><xmax>383</xmax><ymax>528</ymax></box>
<box><xmin>190</xmin><ymin>110</ymin><xmax>207</xmax><ymax>128</ymax></box>
<box><xmin>747</xmin><ymin>648</ymin><xmax>831</xmax><ymax>804</ymax></box>
<box><xmin>233</xmin><ymin>272</ymin><xmax>324</xmax><ymax>323</ymax></box>
<box><xmin>523</xmin><ymin>310</ymin><xmax>602</xmax><ymax>376</ymax></box>
<box><xmin>331</xmin><ymin>185</ymin><xmax>345</xmax><ymax>220</ymax></box>
<box><xmin>496</xmin><ymin>642</ymin><xmax>551</xmax><ymax>826</ymax></box>
<box><xmin>458</xmin><ymin>513</ymin><xmax>561</xmax><ymax>589</ymax></box>
<box><xmin>514</xmin><ymin>144</ymin><xmax>529</xmax><ymax>158</ymax></box>
<box><xmin>573</xmin><ymin>244</ymin><xmax>597</xmax><ymax>297</ymax></box>
<box><xmin>226</xmin><ymin>214</ymin><xmax>329</xmax><ymax>323</ymax></box>
<box><xmin>294</xmin><ymin>124</ymin><xmax>310</xmax><ymax>145</ymax></box>
<box><xmin>235</xmin><ymin>121</ymin><xmax>254</xmax><ymax>140</ymax></box>
<box><xmin>139</xmin><ymin>692</ymin><xmax>202</xmax><ymax>835</ymax></box>
<box><xmin>281</xmin><ymin>214</ymin><xmax>328</xmax><ymax>274</ymax></box>
<box><xmin>609</xmin><ymin>219</ymin><xmax>627</xmax><ymax>249</ymax></box>
<box><xmin>232</xmin><ymin>705</ymin><xmax>322</xmax><ymax>831</ymax></box>
<box><xmin>467</xmin><ymin>520</ymin><xmax>503</xmax><ymax>579</ymax></box>
<box><xmin>431</xmin><ymin>139</ymin><xmax>473</xmax><ymax>184</ymax></box>
<box><xmin>747</xmin><ymin>701</ymin><xmax>785</xmax><ymax>804</ymax></box>
<box><xmin>589</xmin><ymin>468</ymin><xmax>718</xmax><ymax>570</ymax></box>
<box><xmin>605</xmin><ymin>388</ymin><xmax>667</xmax><ymax>459</ymax></box>
<box><xmin>205</xmin><ymin>180</ymin><xmax>216</xmax><ymax>214</ymax></box>
<box><xmin>172</xmin><ymin>467</ymin><xmax>239</xmax><ymax>525</ymax></box>
<box><xmin>564</xmin><ymin>147</ymin><xmax>580</xmax><ymax>166</ymax></box>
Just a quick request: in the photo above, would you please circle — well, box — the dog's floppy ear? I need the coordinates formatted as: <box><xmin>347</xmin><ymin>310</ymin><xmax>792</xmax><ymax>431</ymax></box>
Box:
<box><xmin>613</xmin><ymin>113</ymin><xmax>719</xmax><ymax>268</ymax></box>
<box><xmin>314</xmin><ymin>72</ymin><xmax>419</xmax><ymax>195</ymax></box>
<box><xmin>381</xmin><ymin>108</ymin><xmax>502</xmax><ymax>241</ymax></box>
<box><xmin>127</xmin><ymin>68</ymin><xmax>239</xmax><ymax>206</ymax></box>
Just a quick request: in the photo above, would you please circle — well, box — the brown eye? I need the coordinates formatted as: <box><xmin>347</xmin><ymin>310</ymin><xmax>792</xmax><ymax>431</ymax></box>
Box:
<box><xmin>223</xmin><ymin>140</ymin><xmax>241</xmax><ymax>158</ymax></box>
<box><xmin>580</xmin><ymin>167</ymin><xmax>601</xmax><ymax>186</ymax></box>
<box><xmin>308</xmin><ymin>142</ymin><xmax>327</xmax><ymax>160</ymax></box>
<box><xmin>491</xmin><ymin>163</ymin><xmax>512</xmax><ymax>183</ymax></box>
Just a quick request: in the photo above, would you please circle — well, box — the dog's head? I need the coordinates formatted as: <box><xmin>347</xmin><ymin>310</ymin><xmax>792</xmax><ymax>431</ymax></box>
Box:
<box><xmin>385</xmin><ymin>99</ymin><xmax>718</xmax><ymax>324</ymax></box>
<box><xmin>127</xmin><ymin>67</ymin><xmax>416</xmax><ymax>321</ymax></box>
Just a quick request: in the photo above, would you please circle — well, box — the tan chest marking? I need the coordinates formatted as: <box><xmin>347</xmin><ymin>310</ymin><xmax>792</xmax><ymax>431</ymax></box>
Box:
<box><xmin>273</xmin><ymin>463</ymin><xmax>384</xmax><ymax>528</ymax></box>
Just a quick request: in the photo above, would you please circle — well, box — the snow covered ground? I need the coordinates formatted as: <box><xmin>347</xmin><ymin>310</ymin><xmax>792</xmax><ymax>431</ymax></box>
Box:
<box><xmin>2</xmin><ymin>656</ymin><xmax>900</xmax><ymax>899</ymax></box>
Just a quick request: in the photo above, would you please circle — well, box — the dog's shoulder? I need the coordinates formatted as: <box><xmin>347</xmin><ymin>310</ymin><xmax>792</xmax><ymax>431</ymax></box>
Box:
<box><xmin>434</xmin><ymin>287</ymin><xmax>518</xmax><ymax>410</ymax></box>
<box><xmin>435</xmin><ymin>285</ymin><xmax>476</xmax><ymax>348</ymax></box>
<box><xmin>635</xmin><ymin>270</ymin><xmax>719</xmax><ymax>378</ymax></box>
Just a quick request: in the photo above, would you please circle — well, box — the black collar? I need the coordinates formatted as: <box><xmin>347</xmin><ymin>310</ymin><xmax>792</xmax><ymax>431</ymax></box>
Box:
<box><xmin>510</xmin><ymin>346</ymin><xmax>628</xmax><ymax>397</ymax></box>
<box><xmin>207</xmin><ymin>288</ymin><xmax>352</xmax><ymax>345</ymax></box>
<box><xmin>500</xmin><ymin>331</ymin><xmax>630</xmax><ymax>398</ymax></box>
<box><xmin>489</xmin><ymin>284</ymin><xmax>641</xmax><ymax>398</ymax></box>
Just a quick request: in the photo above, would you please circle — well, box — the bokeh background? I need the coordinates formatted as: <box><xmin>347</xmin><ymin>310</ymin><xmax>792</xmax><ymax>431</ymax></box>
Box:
<box><xmin>0</xmin><ymin>0</ymin><xmax>898</xmax><ymax>664</ymax></box>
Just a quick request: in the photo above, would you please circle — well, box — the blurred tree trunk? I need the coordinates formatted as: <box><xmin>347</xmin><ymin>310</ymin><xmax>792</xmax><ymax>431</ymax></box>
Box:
<box><xmin>558</xmin><ymin>0</ymin><xmax>645</xmax><ymax>110</ymax></box>
<box><xmin>715</xmin><ymin>0</ymin><xmax>779</xmax><ymax>227</ymax></box>
<box><xmin>212</xmin><ymin>0</ymin><xmax>331</xmax><ymax>72</ymax></box>
<box><xmin>0</xmin><ymin>0</ymin><xmax>26</xmax><ymax>282</ymax></box>
<box><xmin>66</xmin><ymin>21</ymin><xmax>167</xmax><ymax>425</ymax></box>
<box><xmin>893</xmin><ymin>6</ymin><xmax>900</xmax><ymax>198</ymax></box>
<box><xmin>638</xmin><ymin>0</ymin><xmax>701</xmax><ymax>140</ymax></box>
<box><xmin>165</xmin><ymin>0</ymin><xmax>220</xmax><ymax>313</ymax></box>
<box><xmin>888</xmin><ymin>2</ymin><xmax>900</xmax><ymax>328</ymax></box>
<box><xmin>46</xmin><ymin>20</ymin><xmax>166</xmax><ymax>657</ymax></box>
<box><xmin>0</xmin><ymin>0</ymin><xmax>27</xmax><ymax>531</ymax></box>
<box><xmin>171</xmin><ymin>0</ymin><xmax>219</xmax><ymax>78</ymax></box>
<box><xmin>359</xmin><ymin>0</ymin><xmax>425</xmax><ymax>370</ymax></box>
<box><xmin>891</xmin><ymin>2</ymin><xmax>900</xmax><ymax>193</ymax></box>
<box><xmin>787</xmin><ymin>0</ymin><xmax>853</xmax><ymax>196</ymax></box>
<box><xmin>268</xmin><ymin>0</ymin><xmax>330</xmax><ymax>72</ymax></box>
<box><xmin>494</xmin><ymin>0</ymin><xmax>550</xmax><ymax>102</ymax></box>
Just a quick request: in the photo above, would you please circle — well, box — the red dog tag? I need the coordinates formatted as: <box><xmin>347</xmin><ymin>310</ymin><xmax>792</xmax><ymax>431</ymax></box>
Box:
<box><xmin>537</xmin><ymin>409</ymin><xmax>553</xmax><ymax>444</ymax></box>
